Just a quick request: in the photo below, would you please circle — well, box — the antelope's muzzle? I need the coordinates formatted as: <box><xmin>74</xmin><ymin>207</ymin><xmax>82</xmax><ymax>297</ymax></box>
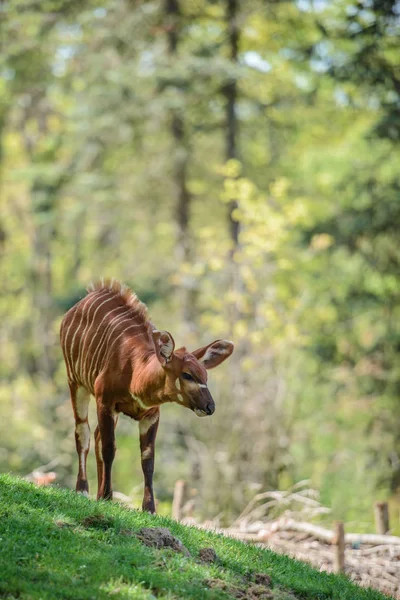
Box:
<box><xmin>193</xmin><ymin>387</ymin><xmax>215</xmax><ymax>417</ymax></box>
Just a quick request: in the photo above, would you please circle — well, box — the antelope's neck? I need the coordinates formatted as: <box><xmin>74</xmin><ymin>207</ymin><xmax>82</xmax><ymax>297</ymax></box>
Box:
<box><xmin>130</xmin><ymin>351</ymin><xmax>166</xmax><ymax>407</ymax></box>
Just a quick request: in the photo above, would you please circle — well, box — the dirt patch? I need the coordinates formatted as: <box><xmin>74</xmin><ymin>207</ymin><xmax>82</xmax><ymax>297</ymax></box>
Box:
<box><xmin>136</xmin><ymin>527</ymin><xmax>190</xmax><ymax>556</ymax></box>
<box><xmin>205</xmin><ymin>578</ymin><xmax>242</xmax><ymax>598</ymax></box>
<box><xmin>198</xmin><ymin>547</ymin><xmax>218</xmax><ymax>563</ymax></box>
<box><xmin>80</xmin><ymin>514</ymin><xmax>114</xmax><ymax>529</ymax></box>
<box><xmin>253</xmin><ymin>573</ymin><xmax>272</xmax><ymax>587</ymax></box>
<box><xmin>246</xmin><ymin>585</ymin><xmax>274</xmax><ymax>599</ymax></box>
<box><xmin>205</xmin><ymin>578</ymin><xmax>274</xmax><ymax>599</ymax></box>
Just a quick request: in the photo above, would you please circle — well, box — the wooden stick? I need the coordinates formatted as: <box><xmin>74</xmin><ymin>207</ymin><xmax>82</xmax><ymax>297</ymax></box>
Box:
<box><xmin>172</xmin><ymin>480</ymin><xmax>186</xmax><ymax>521</ymax></box>
<box><xmin>333</xmin><ymin>521</ymin><xmax>345</xmax><ymax>574</ymax></box>
<box><xmin>374</xmin><ymin>502</ymin><xmax>389</xmax><ymax>535</ymax></box>
<box><xmin>240</xmin><ymin>518</ymin><xmax>400</xmax><ymax>545</ymax></box>
<box><xmin>345</xmin><ymin>532</ymin><xmax>400</xmax><ymax>545</ymax></box>
<box><xmin>255</xmin><ymin>519</ymin><xmax>334</xmax><ymax>543</ymax></box>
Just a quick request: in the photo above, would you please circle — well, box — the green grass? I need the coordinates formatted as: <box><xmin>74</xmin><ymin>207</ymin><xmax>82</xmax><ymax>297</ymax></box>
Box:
<box><xmin>0</xmin><ymin>475</ymin><xmax>393</xmax><ymax>600</ymax></box>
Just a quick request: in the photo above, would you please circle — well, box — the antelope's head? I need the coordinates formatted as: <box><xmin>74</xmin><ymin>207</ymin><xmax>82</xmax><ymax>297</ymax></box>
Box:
<box><xmin>152</xmin><ymin>330</ymin><xmax>234</xmax><ymax>417</ymax></box>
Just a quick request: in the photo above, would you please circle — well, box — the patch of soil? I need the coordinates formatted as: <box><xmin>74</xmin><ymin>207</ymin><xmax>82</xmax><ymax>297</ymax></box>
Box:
<box><xmin>136</xmin><ymin>527</ymin><xmax>190</xmax><ymax>556</ymax></box>
<box><xmin>198</xmin><ymin>547</ymin><xmax>218</xmax><ymax>563</ymax></box>
<box><xmin>205</xmin><ymin>578</ymin><xmax>274</xmax><ymax>599</ymax></box>
<box><xmin>253</xmin><ymin>573</ymin><xmax>272</xmax><ymax>587</ymax></box>
<box><xmin>80</xmin><ymin>514</ymin><xmax>114</xmax><ymax>529</ymax></box>
<box><xmin>205</xmin><ymin>578</ymin><xmax>241</xmax><ymax>597</ymax></box>
<box><xmin>246</xmin><ymin>585</ymin><xmax>274</xmax><ymax>599</ymax></box>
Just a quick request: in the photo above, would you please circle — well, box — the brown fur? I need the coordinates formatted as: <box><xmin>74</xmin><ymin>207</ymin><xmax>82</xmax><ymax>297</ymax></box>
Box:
<box><xmin>86</xmin><ymin>279</ymin><xmax>148</xmax><ymax>321</ymax></box>
<box><xmin>60</xmin><ymin>280</ymin><xmax>234</xmax><ymax>510</ymax></box>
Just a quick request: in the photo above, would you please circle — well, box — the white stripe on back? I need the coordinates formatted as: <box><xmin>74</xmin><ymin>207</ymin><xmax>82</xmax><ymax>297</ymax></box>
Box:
<box><xmin>62</xmin><ymin>307</ymin><xmax>80</xmax><ymax>380</ymax></box>
<box><xmin>92</xmin><ymin>328</ymin><xmax>145</xmax><ymax>393</ymax></box>
<box><xmin>64</xmin><ymin>292</ymin><xmax>101</xmax><ymax>380</ymax></box>
<box><xmin>86</xmin><ymin>305</ymin><xmax>128</xmax><ymax>388</ymax></box>
<box><xmin>106</xmin><ymin>330</ymin><xmax>145</xmax><ymax>363</ymax></box>
<box><xmin>75</xmin><ymin>290</ymin><xmax>110</xmax><ymax>385</ymax></box>
<box><xmin>78</xmin><ymin>293</ymin><xmax>117</xmax><ymax>388</ymax></box>
<box><xmin>69</xmin><ymin>293</ymin><xmax>101</xmax><ymax>378</ymax></box>
<box><xmin>92</xmin><ymin>316</ymin><xmax>143</xmax><ymax>382</ymax></box>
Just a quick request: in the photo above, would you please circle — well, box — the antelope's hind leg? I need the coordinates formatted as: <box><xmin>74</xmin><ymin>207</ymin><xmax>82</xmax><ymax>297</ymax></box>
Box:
<box><xmin>94</xmin><ymin>425</ymin><xmax>103</xmax><ymax>496</ymax></box>
<box><xmin>70</xmin><ymin>384</ymin><xmax>91</xmax><ymax>495</ymax></box>
<box><xmin>139</xmin><ymin>408</ymin><xmax>160</xmax><ymax>513</ymax></box>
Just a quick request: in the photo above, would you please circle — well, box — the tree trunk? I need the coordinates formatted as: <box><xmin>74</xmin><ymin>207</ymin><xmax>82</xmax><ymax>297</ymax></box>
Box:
<box><xmin>19</xmin><ymin>114</ymin><xmax>57</xmax><ymax>380</ymax></box>
<box><xmin>30</xmin><ymin>213</ymin><xmax>55</xmax><ymax>379</ymax></box>
<box><xmin>165</xmin><ymin>0</ymin><xmax>195</xmax><ymax>327</ymax></box>
<box><xmin>225</xmin><ymin>0</ymin><xmax>240</xmax><ymax>248</ymax></box>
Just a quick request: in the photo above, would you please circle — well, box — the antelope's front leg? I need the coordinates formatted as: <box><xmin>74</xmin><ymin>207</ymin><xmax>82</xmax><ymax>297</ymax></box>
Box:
<box><xmin>96</xmin><ymin>396</ymin><xmax>116</xmax><ymax>500</ymax></box>
<box><xmin>94</xmin><ymin>415</ymin><xmax>118</xmax><ymax>500</ymax></box>
<box><xmin>139</xmin><ymin>408</ymin><xmax>160</xmax><ymax>513</ymax></box>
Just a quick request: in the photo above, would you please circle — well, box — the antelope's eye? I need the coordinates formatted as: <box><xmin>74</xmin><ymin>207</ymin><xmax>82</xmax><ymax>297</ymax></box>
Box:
<box><xmin>182</xmin><ymin>372</ymin><xmax>194</xmax><ymax>381</ymax></box>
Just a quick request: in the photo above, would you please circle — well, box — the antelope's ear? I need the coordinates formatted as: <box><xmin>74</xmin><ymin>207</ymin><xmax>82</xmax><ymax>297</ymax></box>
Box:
<box><xmin>153</xmin><ymin>330</ymin><xmax>175</xmax><ymax>365</ymax></box>
<box><xmin>192</xmin><ymin>339</ymin><xmax>234</xmax><ymax>369</ymax></box>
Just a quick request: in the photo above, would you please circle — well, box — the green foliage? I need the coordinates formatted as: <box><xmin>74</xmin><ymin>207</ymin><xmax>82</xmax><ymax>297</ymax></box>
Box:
<box><xmin>0</xmin><ymin>475</ymin><xmax>391</xmax><ymax>600</ymax></box>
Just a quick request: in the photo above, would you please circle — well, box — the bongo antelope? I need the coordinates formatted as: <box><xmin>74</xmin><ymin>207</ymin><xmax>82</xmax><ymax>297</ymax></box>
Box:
<box><xmin>60</xmin><ymin>279</ymin><xmax>234</xmax><ymax>512</ymax></box>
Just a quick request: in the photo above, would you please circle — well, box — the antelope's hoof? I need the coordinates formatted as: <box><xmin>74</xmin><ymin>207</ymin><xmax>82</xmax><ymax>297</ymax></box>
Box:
<box><xmin>76</xmin><ymin>479</ymin><xmax>89</xmax><ymax>494</ymax></box>
<box><xmin>97</xmin><ymin>489</ymin><xmax>113</xmax><ymax>501</ymax></box>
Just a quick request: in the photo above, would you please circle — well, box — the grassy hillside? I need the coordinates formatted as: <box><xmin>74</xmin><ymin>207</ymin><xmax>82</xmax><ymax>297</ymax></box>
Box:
<box><xmin>0</xmin><ymin>475</ymin><xmax>393</xmax><ymax>600</ymax></box>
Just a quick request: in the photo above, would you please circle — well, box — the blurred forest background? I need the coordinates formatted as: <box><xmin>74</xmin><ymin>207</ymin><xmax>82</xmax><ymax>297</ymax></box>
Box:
<box><xmin>1</xmin><ymin>0</ymin><xmax>400</xmax><ymax>532</ymax></box>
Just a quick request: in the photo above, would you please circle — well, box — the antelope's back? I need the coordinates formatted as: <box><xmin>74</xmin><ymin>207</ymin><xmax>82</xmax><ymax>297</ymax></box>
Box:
<box><xmin>60</xmin><ymin>280</ymin><xmax>149</xmax><ymax>393</ymax></box>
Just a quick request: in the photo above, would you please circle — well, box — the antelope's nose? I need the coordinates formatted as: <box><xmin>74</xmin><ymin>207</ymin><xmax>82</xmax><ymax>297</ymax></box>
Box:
<box><xmin>206</xmin><ymin>402</ymin><xmax>215</xmax><ymax>416</ymax></box>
